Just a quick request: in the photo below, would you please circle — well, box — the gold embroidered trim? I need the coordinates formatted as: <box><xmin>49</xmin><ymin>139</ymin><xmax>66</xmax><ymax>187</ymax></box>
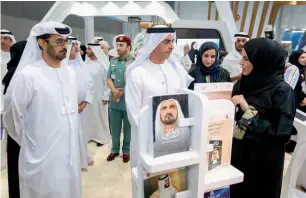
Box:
<box><xmin>233</xmin><ymin>105</ymin><xmax>258</xmax><ymax>140</ymax></box>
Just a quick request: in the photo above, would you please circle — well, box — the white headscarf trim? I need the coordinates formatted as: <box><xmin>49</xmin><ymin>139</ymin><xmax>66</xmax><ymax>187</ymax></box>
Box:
<box><xmin>233</xmin><ymin>32</ymin><xmax>250</xmax><ymax>42</ymax></box>
<box><xmin>158</xmin><ymin>174</ymin><xmax>176</xmax><ymax>197</ymax></box>
<box><xmin>92</xmin><ymin>36</ymin><xmax>104</xmax><ymax>44</ymax></box>
<box><xmin>14</xmin><ymin>21</ymin><xmax>71</xmax><ymax>77</ymax></box>
<box><xmin>64</xmin><ymin>38</ymin><xmax>83</xmax><ymax>67</ymax></box>
<box><xmin>1</xmin><ymin>29</ymin><xmax>16</xmax><ymax>44</ymax></box>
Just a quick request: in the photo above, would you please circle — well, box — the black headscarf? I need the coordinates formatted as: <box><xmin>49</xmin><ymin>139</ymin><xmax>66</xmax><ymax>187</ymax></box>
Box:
<box><xmin>235</xmin><ymin>38</ymin><xmax>286</xmax><ymax>98</ymax></box>
<box><xmin>288</xmin><ymin>50</ymin><xmax>306</xmax><ymax>73</ymax></box>
<box><xmin>195</xmin><ymin>42</ymin><xmax>221</xmax><ymax>83</ymax></box>
<box><xmin>188</xmin><ymin>42</ymin><xmax>198</xmax><ymax>63</ymax></box>
<box><xmin>80</xmin><ymin>45</ymin><xmax>87</xmax><ymax>61</ymax></box>
<box><xmin>2</xmin><ymin>40</ymin><xmax>27</xmax><ymax>95</ymax></box>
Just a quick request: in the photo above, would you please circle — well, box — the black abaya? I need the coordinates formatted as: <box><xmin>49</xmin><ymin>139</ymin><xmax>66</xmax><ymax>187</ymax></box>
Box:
<box><xmin>231</xmin><ymin>139</ymin><xmax>285</xmax><ymax>198</ymax></box>
<box><xmin>230</xmin><ymin>38</ymin><xmax>296</xmax><ymax>198</ymax></box>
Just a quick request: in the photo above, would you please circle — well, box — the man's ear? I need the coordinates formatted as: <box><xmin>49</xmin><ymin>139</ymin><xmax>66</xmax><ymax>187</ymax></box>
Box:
<box><xmin>37</xmin><ymin>39</ymin><xmax>47</xmax><ymax>50</ymax></box>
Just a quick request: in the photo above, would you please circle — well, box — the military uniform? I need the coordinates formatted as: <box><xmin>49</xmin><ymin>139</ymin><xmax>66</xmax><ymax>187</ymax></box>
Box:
<box><xmin>107</xmin><ymin>55</ymin><xmax>134</xmax><ymax>159</ymax></box>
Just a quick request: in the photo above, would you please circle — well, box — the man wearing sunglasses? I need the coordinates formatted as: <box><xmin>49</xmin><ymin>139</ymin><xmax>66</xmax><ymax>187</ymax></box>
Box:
<box><xmin>3</xmin><ymin>21</ymin><xmax>81</xmax><ymax>198</ymax></box>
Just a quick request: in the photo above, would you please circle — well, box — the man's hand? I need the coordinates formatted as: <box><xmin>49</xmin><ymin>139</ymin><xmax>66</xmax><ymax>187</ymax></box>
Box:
<box><xmin>78</xmin><ymin>101</ymin><xmax>87</xmax><ymax>113</ymax></box>
<box><xmin>112</xmin><ymin>88</ymin><xmax>120</xmax><ymax>98</ymax></box>
<box><xmin>112</xmin><ymin>95</ymin><xmax>118</xmax><ymax>102</ymax></box>
<box><xmin>184</xmin><ymin>44</ymin><xmax>190</xmax><ymax>56</ymax></box>
<box><xmin>102</xmin><ymin>100</ymin><xmax>108</xmax><ymax>105</ymax></box>
<box><xmin>117</xmin><ymin>88</ymin><xmax>124</xmax><ymax>97</ymax></box>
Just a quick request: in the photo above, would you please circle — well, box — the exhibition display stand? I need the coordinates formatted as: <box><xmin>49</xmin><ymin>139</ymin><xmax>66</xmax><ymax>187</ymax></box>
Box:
<box><xmin>131</xmin><ymin>88</ymin><xmax>243</xmax><ymax>198</ymax></box>
<box><xmin>281</xmin><ymin>110</ymin><xmax>306</xmax><ymax>198</ymax></box>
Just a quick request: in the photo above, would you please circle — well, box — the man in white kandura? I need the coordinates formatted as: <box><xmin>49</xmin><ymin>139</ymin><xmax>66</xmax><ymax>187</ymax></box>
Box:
<box><xmin>3</xmin><ymin>21</ymin><xmax>81</xmax><ymax>198</ymax></box>
<box><xmin>131</xmin><ymin>29</ymin><xmax>192</xmax><ymax>71</ymax></box>
<box><xmin>154</xmin><ymin>99</ymin><xmax>190</xmax><ymax>157</ymax></box>
<box><xmin>1</xmin><ymin>29</ymin><xmax>16</xmax><ymax>81</ymax></box>
<box><xmin>1</xmin><ymin>29</ymin><xmax>16</xmax><ymax>170</ymax></box>
<box><xmin>85</xmin><ymin>42</ymin><xmax>111</xmax><ymax>147</ymax></box>
<box><xmin>150</xmin><ymin>174</ymin><xmax>179</xmax><ymax>198</ymax></box>
<box><xmin>222</xmin><ymin>32</ymin><xmax>250</xmax><ymax>82</ymax></box>
<box><xmin>125</xmin><ymin>25</ymin><xmax>194</xmax><ymax>167</ymax></box>
<box><xmin>66</xmin><ymin>36</ymin><xmax>94</xmax><ymax>170</ymax></box>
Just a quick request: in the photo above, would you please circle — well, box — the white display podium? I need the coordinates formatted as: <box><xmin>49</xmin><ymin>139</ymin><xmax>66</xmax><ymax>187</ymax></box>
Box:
<box><xmin>281</xmin><ymin>110</ymin><xmax>306</xmax><ymax>198</ymax></box>
<box><xmin>132</xmin><ymin>89</ymin><xmax>243</xmax><ymax>198</ymax></box>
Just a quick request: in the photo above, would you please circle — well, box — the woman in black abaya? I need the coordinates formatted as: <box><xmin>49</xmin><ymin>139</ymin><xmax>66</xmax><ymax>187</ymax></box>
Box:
<box><xmin>230</xmin><ymin>38</ymin><xmax>296</xmax><ymax>198</ymax></box>
<box><xmin>188</xmin><ymin>42</ymin><xmax>198</xmax><ymax>63</ymax></box>
<box><xmin>289</xmin><ymin>50</ymin><xmax>306</xmax><ymax>113</ymax></box>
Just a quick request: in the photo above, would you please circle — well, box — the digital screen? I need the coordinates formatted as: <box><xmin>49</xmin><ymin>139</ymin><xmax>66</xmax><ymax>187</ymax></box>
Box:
<box><xmin>177</xmin><ymin>39</ymin><xmax>220</xmax><ymax>52</ymax></box>
<box><xmin>296</xmin><ymin>111</ymin><xmax>306</xmax><ymax>122</ymax></box>
<box><xmin>175</xmin><ymin>28</ymin><xmax>225</xmax><ymax>51</ymax></box>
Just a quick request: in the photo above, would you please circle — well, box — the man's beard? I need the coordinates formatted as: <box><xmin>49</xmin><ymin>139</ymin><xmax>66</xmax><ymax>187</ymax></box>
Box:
<box><xmin>117</xmin><ymin>49</ymin><xmax>127</xmax><ymax>56</ymax></box>
<box><xmin>164</xmin><ymin>183</ymin><xmax>170</xmax><ymax>188</ymax></box>
<box><xmin>161</xmin><ymin>114</ymin><xmax>177</xmax><ymax>125</ymax></box>
<box><xmin>47</xmin><ymin>46</ymin><xmax>67</xmax><ymax>61</ymax></box>
<box><xmin>235</xmin><ymin>45</ymin><xmax>242</xmax><ymax>53</ymax></box>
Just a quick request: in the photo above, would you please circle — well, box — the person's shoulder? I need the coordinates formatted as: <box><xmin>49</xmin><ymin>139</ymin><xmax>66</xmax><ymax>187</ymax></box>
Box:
<box><xmin>19</xmin><ymin>61</ymin><xmax>42</xmax><ymax>76</ymax></box>
<box><xmin>111</xmin><ymin>57</ymin><xmax>119</xmax><ymax>60</ymax></box>
<box><xmin>129</xmin><ymin>55</ymin><xmax>136</xmax><ymax>60</ymax></box>
<box><xmin>220</xmin><ymin>67</ymin><xmax>231</xmax><ymax>76</ymax></box>
<box><xmin>188</xmin><ymin>67</ymin><xmax>196</xmax><ymax>77</ymax></box>
<box><xmin>110</xmin><ymin>57</ymin><xmax>119</xmax><ymax>63</ymax></box>
<box><xmin>129</xmin><ymin>60</ymin><xmax>150</xmax><ymax>79</ymax></box>
<box><xmin>274</xmin><ymin>81</ymin><xmax>295</xmax><ymax>96</ymax></box>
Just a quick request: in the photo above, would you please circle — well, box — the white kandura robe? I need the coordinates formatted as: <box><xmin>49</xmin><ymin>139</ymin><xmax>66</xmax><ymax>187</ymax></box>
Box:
<box><xmin>125</xmin><ymin>59</ymin><xmax>192</xmax><ymax>167</ymax></box>
<box><xmin>297</xmin><ymin>158</ymin><xmax>306</xmax><ymax>189</ymax></box>
<box><xmin>84</xmin><ymin>60</ymin><xmax>111</xmax><ymax>144</ymax></box>
<box><xmin>68</xmin><ymin>59</ymin><xmax>94</xmax><ymax>169</ymax></box>
<box><xmin>1</xmin><ymin>51</ymin><xmax>10</xmax><ymax>170</ymax></box>
<box><xmin>222</xmin><ymin>47</ymin><xmax>242</xmax><ymax>79</ymax></box>
<box><xmin>3</xmin><ymin>59</ymin><xmax>81</xmax><ymax>198</ymax></box>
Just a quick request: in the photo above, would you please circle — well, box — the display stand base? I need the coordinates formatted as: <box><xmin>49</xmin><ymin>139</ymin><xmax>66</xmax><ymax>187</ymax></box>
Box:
<box><xmin>293</xmin><ymin>189</ymin><xmax>306</xmax><ymax>198</ymax></box>
<box><xmin>140</xmin><ymin>151</ymin><xmax>199</xmax><ymax>173</ymax></box>
<box><xmin>204</xmin><ymin>165</ymin><xmax>243</xmax><ymax>192</ymax></box>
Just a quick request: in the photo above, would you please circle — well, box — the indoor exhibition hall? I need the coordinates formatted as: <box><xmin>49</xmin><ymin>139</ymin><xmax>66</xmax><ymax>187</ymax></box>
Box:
<box><xmin>1</xmin><ymin>1</ymin><xmax>306</xmax><ymax>198</ymax></box>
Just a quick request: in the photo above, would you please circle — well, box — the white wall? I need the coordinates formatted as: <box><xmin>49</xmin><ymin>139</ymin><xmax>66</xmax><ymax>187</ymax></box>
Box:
<box><xmin>1</xmin><ymin>14</ymin><xmax>120</xmax><ymax>45</ymax></box>
<box><xmin>178</xmin><ymin>1</ymin><xmax>209</xmax><ymax>20</ymax></box>
<box><xmin>279</xmin><ymin>5</ymin><xmax>306</xmax><ymax>29</ymax></box>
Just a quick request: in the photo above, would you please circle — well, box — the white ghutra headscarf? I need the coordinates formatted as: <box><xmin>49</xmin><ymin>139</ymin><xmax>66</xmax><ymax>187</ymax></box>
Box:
<box><xmin>85</xmin><ymin>43</ymin><xmax>110</xmax><ymax>72</ymax></box>
<box><xmin>222</xmin><ymin>32</ymin><xmax>250</xmax><ymax>78</ymax></box>
<box><xmin>126</xmin><ymin>25</ymin><xmax>193</xmax><ymax>87</ymax></box>
<box><xmin>157</xmin><ymin>174</ymin><xmax>176</xmax><ymax>197</ymax></box>
<box><xmin>13</xmin><ymin>21</ymin><xmax>72</xmax><ymax>77</ymax></box>
<box><xmin>92</xmin><ymin>36</ymin><xmax>104</xmax><ymax>44</ymax></box>
<box><xmin>0</xmin><ymin>29</ymin><xmax>16</xmax><ymax>44</ymax></box>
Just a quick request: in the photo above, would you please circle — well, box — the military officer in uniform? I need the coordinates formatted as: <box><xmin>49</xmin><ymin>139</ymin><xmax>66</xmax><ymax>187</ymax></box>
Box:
<box><xmin>106</xmin><ymin>35</ymin><xmax>134</xmax><ymax>163</ymax></box>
